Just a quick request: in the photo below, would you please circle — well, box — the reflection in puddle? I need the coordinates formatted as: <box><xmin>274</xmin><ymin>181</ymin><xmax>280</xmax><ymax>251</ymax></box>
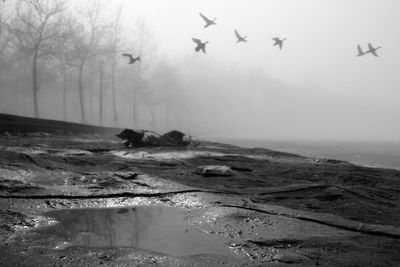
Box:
<box><xmin>36</xmin><ymin>206</ymin><xmax>234</xmax><ymax>257</ymax></box>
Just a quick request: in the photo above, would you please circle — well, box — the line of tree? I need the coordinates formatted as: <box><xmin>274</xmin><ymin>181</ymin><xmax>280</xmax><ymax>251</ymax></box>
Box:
<box><xmin>0</xmin><ymin>0</ymin><xmax>179</xmax><ymax>129</ymax></box>
<box><xmin>1</xmin><ymin>0</ymin><xmax>283</xmax><ymax>138</ymax></box>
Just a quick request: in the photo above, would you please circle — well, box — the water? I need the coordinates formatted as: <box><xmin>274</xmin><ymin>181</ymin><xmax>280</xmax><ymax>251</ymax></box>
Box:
<box><xmin>218</xmin><ymin>138</ymin><xmax>400</xmax><ymax>171</ymax></box>
<box><xmin>36</xmin><ymin>206</ymin><xmax>234</xmax><ymax>257</ymax></box>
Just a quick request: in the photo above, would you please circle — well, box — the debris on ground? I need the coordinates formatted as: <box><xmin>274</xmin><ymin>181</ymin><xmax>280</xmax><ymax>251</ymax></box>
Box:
<box><xmin>116</xmin><ymin>129</ymin><xmax>146</xmax><ymax>147</ymax></box>
<box><xmin>116</xmin><ymin>129</ymin><xmax>194</xmax><ymax>147</ymax></box>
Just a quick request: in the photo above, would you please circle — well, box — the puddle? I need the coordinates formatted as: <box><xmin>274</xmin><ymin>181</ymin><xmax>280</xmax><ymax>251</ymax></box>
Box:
<box><xmin>36</xmin><ymin>206</ymin><xmax>235</xmax><ymax>257</ymax></box>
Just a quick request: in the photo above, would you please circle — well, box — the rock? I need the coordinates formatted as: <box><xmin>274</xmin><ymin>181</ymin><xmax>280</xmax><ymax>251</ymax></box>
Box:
<box><xmin>194</xmin><ymin>165</ymin><xmax>234</xmax><ymax>177</ymax></box>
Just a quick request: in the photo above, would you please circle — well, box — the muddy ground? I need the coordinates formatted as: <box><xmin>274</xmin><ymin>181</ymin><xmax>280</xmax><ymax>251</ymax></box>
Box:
<box><xmin>1</xmin><ymin>129</ymin><xmax>400</xmax><ymax>266</ymax></box>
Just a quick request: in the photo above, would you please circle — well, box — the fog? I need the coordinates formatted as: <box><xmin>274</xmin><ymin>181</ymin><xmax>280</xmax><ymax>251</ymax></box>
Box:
<box><xmin>1</xmin><ymin>0</ymin><xmax>400</xmax><ymax>141</ymax></box>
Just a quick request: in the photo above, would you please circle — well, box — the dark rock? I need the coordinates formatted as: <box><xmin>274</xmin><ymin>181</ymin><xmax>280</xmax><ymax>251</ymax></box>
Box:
<box><xmin>116</xmin><ymin>129</ymin><xmax>145</xmax><ymax>147</ymax></box>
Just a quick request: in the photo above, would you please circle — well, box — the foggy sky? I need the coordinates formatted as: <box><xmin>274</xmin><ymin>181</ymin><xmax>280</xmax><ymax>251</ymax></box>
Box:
<box><xmin>116</xmin><ymin>0</ymin><xmax>400</xmax><ymax>141</ymax></box>
<box><xmin>2</xmin><ymin>0</ymin><xmax>400</xmax><ymax>142</ymax></box>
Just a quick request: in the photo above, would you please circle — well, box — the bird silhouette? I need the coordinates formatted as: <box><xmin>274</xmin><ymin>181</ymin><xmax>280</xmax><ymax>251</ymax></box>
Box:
<box><xmin>366</xmin><ymin>43</ymin><xmax>381</xmax><ymax>57</ymax></box>
<box><xmin>121</xmin><ymin>53</ymin><xmax>141</xmax><ymax>64</ymax></box>
<box><xmin>272</xmin><ymin>37</ymin><xmax>286</xmax><ymax>49</ymax></box>
<box><xmin>356</xmin><ymin>44</ymin><xmax>367</xmax><ymax>57</ymax></box>
<box><xmin>234</xmin><ymin>29</ymin><xmax>247</xmax><ymax>43</ymax></box>
<box><xmin>199</xmin><ymin>12</ymin><xmax>216</xmax><ymax>28</ymax></box>
<box><xmin>192</xmin><ymin>38</ymin><xmax>209</xmax><ymax>53</ymax></box>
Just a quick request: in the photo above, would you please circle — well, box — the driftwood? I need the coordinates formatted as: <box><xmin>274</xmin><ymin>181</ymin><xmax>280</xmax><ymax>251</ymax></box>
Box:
<box><xmin>116</xmin><ymin>129</ymin><xmax>192</xmax><ymax>147</ymax></box>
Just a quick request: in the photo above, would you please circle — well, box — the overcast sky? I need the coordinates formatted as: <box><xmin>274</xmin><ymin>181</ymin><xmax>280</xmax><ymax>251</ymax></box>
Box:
<box><xmin>114</xmin><ymin>0</ymin><xmax>400</xmax><ymax>141</ymax></box>
<box><xmin>120</xmin><ymin>0</ymin><xmax>400</xmax><ymax>86</ymax></box>
<box><xmin>3</xmin><ymin>0</ymin><xmax>398</xmax><ymax>141</ymax></box>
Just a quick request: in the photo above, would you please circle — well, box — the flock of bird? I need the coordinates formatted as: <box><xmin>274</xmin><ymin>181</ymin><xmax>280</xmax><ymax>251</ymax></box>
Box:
<box><xmin>121</xmin><ymin>12</ymin><xmax>381</xmax><ymax>64</ymax></box>
<box><xmin>192</xmin><ymin>12</ymin><xmax>285</xmax><ymax>54</ymax></box>
<box><xmin>357</xmin><ymin>43</ymin><xmax>381</xmax><ymax>57</ymax></box>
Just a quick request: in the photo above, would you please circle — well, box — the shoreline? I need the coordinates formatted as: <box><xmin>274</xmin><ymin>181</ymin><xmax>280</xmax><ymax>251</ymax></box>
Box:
<box><xmin>1</xmin><ymin>113</ymin><xmax>400</xmax><ymax>266</ymax></box>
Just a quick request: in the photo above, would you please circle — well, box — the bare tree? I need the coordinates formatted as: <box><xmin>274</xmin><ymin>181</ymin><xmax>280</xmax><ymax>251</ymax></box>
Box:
<box><xmin>6</xmin><ymin>0</ymin><xmax>68</xmax><ymax>118</ymax></box>
<box><xmin>129</xmin><ymin>20</ymin><xmax>160</xmax><ymax>127</ymax></box>
<box><xmin>0</xmin><ymin>9</ymin><xmax>11</xmax><ymax>69</ymax></box>
<box><xmin>107</xmin><ymin>1</ymin><xmax>123</xmax><ymax>126</ymax></box>
<box><xmin>98</xmin><ymin>60</ymin><xmax>104</xmax><ymax>125</ymax></box>
<box><xmin>67</xmin><ymin>0</ymin><xmax>108</xmax><ymax>124</ymax></box>
<box><xmin>57</xmin><ymin>39</ymin><xmax>73</xmax><ymax>121</ymax></box>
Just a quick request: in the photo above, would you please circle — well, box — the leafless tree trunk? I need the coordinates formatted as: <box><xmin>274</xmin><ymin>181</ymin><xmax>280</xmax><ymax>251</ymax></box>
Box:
<box><xmin>133</xmin><ymin>63</ymin><xmax>141</xmax><ymax>126</ymax></box>
<box><xmin>32</xmin><ymin>48</ymin><xmax>39</xmax><ymax>117</ymax></box>
<box><xmin>111</xmin><ymin>59</ymin><xmax>118</xmax><ymax>124</ymax></box>
<box><xmin>10</xmin><ymin>0</ymin><xmax>68</xmax><ymax>118</ymax></box>
<box><xmin>129</xmin><ymin>20</ymin><xmax>163</xmax><ymax>129</ymax></box>
<box><xmin>130</xmin><ymin>21</ymin><xmax>145</xmax><ymax>127</ymax></box>
<box><xmin>98</xmin><ymin>60</ymin><xmax>104</xmax><ymax>125</ymax></box>
<box><xmin>78</xmin><ymin>61</ymin><xmax>86</xmax><ymax>123</ymax></box>
<box><xmin>109</xmin><ymin>2</ymin><xmax>123</xmax><ymax>126</ymax></box>
<box><xmin>69</xmin><ymin>0</ymin><xmax>107</xmax><ymax>124</ymax></box>
<box><xmin>62</xmin><ymin>67</ymin><xmax>67</xmax><ymax>121</ymax></box>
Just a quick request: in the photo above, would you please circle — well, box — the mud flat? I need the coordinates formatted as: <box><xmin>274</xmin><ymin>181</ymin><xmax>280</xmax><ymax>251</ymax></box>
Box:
<box><xmin>1</xmin><ymin>114</ymin><xmax>400</xmax><ymax>266</ymax></box>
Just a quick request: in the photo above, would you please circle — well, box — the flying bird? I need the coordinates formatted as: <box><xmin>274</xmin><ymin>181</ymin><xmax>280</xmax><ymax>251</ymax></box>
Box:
<box><xmin>192</xmin><ymin>38</ymin><xmax>209</xmax><ymax>53</ymax></box>
<box><xmin>272</xmin><ymin>37</ymin><xmax>286</xmax><ymax>50</ymax></box>
<box><xmin>366</xmin><ymin>43</ymin><xmax>381</xmax><ymax>57</ymax></box>
<box><xmin>121</xmin><ymin>53</ymin><xmax>141</xmax><ymax>64</ymax></box>
<box><xmin>234</xmin><ymin>29</ymin><xmax>247</xmax><ymax>43</ymax></box>
<box><xmin>199</xmin><ymin>12</ymin><xmax>216</xmax><ymax>28</ymax></box>
<box><xmin>356</xmin><ymin>44</ymin><xmax>367</xmax><ymax>57</ymax></box>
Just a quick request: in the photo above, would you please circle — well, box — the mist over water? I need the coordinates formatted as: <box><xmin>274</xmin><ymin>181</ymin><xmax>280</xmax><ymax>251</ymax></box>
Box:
<box><xmin>218</xmin><ymin>138</ymin><xmax>400</xmax><ymax>171</ymax></box>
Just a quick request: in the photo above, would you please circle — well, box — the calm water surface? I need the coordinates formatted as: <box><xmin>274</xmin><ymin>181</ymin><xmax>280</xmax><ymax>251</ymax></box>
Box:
<box><xmin>36</xmin><ymin>206</ymin><xmax>234</xmax><ymax>257</ymax></box>
<box><xmin>217</xmin><ymin>138</ymin><xmax>400</xmax><ymax>171</ymax></box>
